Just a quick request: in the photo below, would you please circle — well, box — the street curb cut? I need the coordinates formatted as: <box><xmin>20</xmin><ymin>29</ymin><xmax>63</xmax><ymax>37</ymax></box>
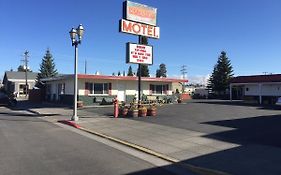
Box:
<box><xmin>58</xmin><ymin>120</ymin><xmax>81</xmax><ymax>128</ymax></box>
<box><xmin>59</xmin><ymin>121</ymin><xmax>231</xmax><ymax>175</ymax></box>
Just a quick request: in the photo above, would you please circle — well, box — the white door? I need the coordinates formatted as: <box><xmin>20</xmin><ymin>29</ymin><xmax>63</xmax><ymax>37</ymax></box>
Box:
<box><xmin>117</xmin><ymin>83</ymin><xmax>126</xmax><ymax>102</ymax></box>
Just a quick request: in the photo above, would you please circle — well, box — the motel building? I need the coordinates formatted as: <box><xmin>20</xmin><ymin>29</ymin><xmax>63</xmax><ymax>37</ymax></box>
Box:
<box><xmin>42</xmin><ymin>74</ymin><xmax>187</xmax><ymax>106</ymax></box>
<box><xmin>230</xmin><ymin>74</ymin><xmax>281</xmax><ymax>105</ymax></box>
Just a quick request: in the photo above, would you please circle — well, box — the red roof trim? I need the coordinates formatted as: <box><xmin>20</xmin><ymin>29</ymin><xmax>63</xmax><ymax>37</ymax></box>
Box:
<box><xmin>78</xmin><ymin>74</ymin><xmax>188</xmax><ymax>83</ymax></box>
<box><xmin>231</xmin><ymin>74</ymin><xmax>281</xmax><ymax>84</ymax></box>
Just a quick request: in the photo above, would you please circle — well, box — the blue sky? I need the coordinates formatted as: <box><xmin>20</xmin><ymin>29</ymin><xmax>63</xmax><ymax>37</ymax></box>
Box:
<box><xmin>1</xmin><ymin>0</ymin><xmax>281</xmax><ymax>84</ymax></box>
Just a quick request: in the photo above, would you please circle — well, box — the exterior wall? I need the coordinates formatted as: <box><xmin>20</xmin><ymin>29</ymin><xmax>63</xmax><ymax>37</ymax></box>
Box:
<box><xmin>261</xmin><ymin>84</ymin><xmax>281</xmax><ymax>96</ymax></box>
<box><xmin>45</xmin><ymin>79</ymin><xmax>73</xmax><ymax>101</ymax></box>
<box><xmin>244</xmin><ymin>84</ymin><xmax>259</xmax><ymax>96</ymax></box>
<box><xmin>172</xmin><ymin>82</ymin><xmax>183</xmax><ymax>93</ymax></box>
<box><xmin>185</xmin><ymin>86</ymin><xmax>196</xmax><ymax>95</ymax></box>
<box><xmin>45</xmin><ymin>77</ymin><xmax>177</xmax><ymax>104</ymax></box>
<box><xmin>8</xmin><ymin>80</ymin><xmax>36</xmax><ymax>96</ymax></box>
<box><xmin>244</xmin><ymin>84</ymin><xmax>281</xmax><ymax>96</ymax></box>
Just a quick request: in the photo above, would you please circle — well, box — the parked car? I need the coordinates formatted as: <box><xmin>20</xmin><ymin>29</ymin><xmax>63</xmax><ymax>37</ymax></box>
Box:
<box><xmin>0</xmin><ymin>92</ymin><xmax>17</xmax><ymax>107</ymax></box>
<box><xmin>275</xmin><ymin>97</ymin><xmax>281</xmax><ymax>106</ymax></box>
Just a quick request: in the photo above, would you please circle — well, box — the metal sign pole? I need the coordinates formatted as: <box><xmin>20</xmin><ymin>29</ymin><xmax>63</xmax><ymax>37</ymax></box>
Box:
<box><xmin>138</xmin><ymin>36</ymin><xmax>142</xmax><ymax>103</ymax></box>
<box><xmin>138</xmin><ymin>63</ymin><xmax>141</xmax><ymax>102</ymax></box>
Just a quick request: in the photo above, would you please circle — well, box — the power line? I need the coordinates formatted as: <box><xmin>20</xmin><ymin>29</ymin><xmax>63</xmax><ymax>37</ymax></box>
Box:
<box><xmin>180</xmin><ymin>65</ymin><xmax>187</xmax><ymax>92</ymax></box>
<box><xmin>180</xmin><ymin>65</ymin><xmax>187</xmax><ymax>79</ymax></box>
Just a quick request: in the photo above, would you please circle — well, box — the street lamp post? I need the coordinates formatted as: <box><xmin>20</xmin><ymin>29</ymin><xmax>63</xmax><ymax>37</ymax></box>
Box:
<box><xmin>69</xmin><ymin>24</ymin><xmax>84</xmax><ymax>121</ymax></box>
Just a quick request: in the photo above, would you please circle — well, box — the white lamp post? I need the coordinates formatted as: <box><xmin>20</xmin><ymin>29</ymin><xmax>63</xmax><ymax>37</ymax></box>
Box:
<box><xmin>69</xmin><ymin>24</ymin><xmax>84</xmax><ymax>121</ymax></box>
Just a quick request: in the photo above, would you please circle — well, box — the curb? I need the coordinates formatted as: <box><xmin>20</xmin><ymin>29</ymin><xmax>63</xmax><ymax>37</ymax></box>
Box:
<box><xmin>60</xmin><ymin>121</ymin><xmax>231</xmax><ymax>175</ymax></box>
<box><xmin>58</xmin><ymin>120</ymin><xmax>81</xmax><ymax>128</ymax></box>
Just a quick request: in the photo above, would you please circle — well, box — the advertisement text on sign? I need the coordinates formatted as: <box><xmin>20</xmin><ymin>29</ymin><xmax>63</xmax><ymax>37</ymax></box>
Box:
<box><xmin>126</xmin><ymin>43</ymin><xmax>153</xmax><ymax>65</ymax></box>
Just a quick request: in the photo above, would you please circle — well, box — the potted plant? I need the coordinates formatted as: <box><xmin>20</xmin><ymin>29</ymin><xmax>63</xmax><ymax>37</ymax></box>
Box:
<box><xmin>147</xmin><ymin>103</ymin><xmax>157</xmax><ymax>117</ymax></box>
<box><xmin>129</xmin><ymin>102</ymin><xmax>139</xmax><ymax>117</ymax></box>
<box><xmin>121</xmin><ymin>105</ymin><xmax>129</xmax><ymax>117</ymax></box>
<box><xmin>138</xmin><ymin>105</ymin><xmax>147</xmax><ymax>117</ymax></box>
<box><xmin>119</xmin><ymin>102</ymin><xmax>128</xmax><ymax>117</ymax></box>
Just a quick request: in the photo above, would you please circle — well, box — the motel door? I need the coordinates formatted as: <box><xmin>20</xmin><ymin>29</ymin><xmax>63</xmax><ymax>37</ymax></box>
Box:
<box><xmin>117</xmin><ymin>83</ymin><xmax>126</xmax><ymax>102</ymax></box>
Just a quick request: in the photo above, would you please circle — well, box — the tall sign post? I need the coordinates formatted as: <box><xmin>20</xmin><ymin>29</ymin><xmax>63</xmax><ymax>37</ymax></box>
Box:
<box><xmin>120</xmin><ymin>1</ymin><xmax>159</xmax><ymax>102</ymax></box>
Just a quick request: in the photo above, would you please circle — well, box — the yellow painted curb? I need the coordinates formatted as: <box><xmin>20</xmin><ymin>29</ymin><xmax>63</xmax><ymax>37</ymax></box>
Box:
<box><xmin>77</xmin><ymin>126</ymin><xmax>231</xmax><ymax>175</ymax></box>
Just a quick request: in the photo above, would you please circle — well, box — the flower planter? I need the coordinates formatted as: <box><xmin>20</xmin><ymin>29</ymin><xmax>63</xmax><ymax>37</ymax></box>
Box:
<box><xmin>147</xmin><ymin>109</ymin><xmax>157</xmax><ymax>117</ymax></box>
<box><xmin>138</xmin><ymin>105</ymin><xmax>147</xmax><ymax>117</ymax></box>
<box><xmin>77</xmin><ymin>101</ymin><xmax>83</xmax><ymax>108</ymax></box>
<box><xmin>121</xmin><ymin>107</ymin><xmax>129</xmax><ymax>117</ymax></box>
<box><xmin>130</xmin><ymin>110</ymin><xmax>139</xmax><ymax>117</ymax></box>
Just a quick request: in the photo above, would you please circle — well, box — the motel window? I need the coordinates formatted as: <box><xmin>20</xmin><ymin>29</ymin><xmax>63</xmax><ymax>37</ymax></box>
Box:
<box><xmin>85</xmin><ymin>82</ymin><xmax>93</xmax><ymax>92</ymax></box>
<box><xmin>150</xmin><ymin>84</ymin><xmax>169</xmax><ymax>95</ymax></box>
<box><xmin>94</xmin><ymin>83</ymin><xmax>109</xmax><ymax>95</ymax></box>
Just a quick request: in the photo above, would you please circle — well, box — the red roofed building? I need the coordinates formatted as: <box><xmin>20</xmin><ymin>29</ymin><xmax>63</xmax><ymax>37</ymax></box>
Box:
<box><xmin>42</xmin><ymin>74</ymin><xmax>188</xmax><ymax>105</ymax></box>
<box><xmin>230</xmin><ymin>74</ymin><xmax>281</xmax><ymax>104</ymax></box>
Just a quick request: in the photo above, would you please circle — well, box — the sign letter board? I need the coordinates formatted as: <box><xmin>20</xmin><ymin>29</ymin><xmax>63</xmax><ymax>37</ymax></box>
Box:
<box><xmin>126</xmin><ymin>43</ymin><xmax>153</xmax><ymax>65</ymax></box>
<box><xmin>123</xmin><ymin>1</ymin><xmax>157</xmax><ymax>26</ymax></box>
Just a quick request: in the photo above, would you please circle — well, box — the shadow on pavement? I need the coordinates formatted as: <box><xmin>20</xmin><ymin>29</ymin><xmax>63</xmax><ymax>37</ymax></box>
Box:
<box><xmin>13</xmin><ymin>100</ymin><xmax>71</xmax><ymax>111</ymax></box>
<box><xmin>195</xmin><ymin>100</ymin><xmax>281</xmax><ymax>110</ymax></box>
<box><xmin>126</xmin><ymin>114</ymin><xmax>281</xmax><ymax>175</ymax></box>
<box><xmin>181</xmin><ymin>114</ymin><xmax>281</xmax><ymax>175</ymax></box>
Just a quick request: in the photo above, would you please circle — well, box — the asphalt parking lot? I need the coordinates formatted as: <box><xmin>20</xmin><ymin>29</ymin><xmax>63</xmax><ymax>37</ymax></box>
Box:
<box><xmin>81</xmin><ymin>99</ymin><xmax>281</xmax><ymax>148</ymax></box>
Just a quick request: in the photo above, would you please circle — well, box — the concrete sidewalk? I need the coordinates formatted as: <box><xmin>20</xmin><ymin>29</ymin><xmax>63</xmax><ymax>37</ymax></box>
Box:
<box><xmin>15</xmin><ymin>101</ymin><xmax>281</xmax><ymax>175</ymax></box>
<box><xmin>24</xmin><ymin>104</ymin><xmax>239</xmax><ymax>161</ymax></box>
<box><xmin>22</xmin><ymin>105</ymin><xmax>239</xmax><ymax>174</ymax></box>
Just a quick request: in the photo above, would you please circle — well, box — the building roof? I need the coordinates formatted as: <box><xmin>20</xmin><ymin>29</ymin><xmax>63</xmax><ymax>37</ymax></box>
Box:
<box><xmin>230</xmin><ymin>74</ymin><xmax>281</xmax><ymax>84</ymax></box>
<box><xmin>4</xmin><ymin>71</ymin><xmax>38</xmax><ymax>81</ymax></box>
<box><xmin>42</xmin><ymin>74</ymin><xmax>188</xmax><ymax>83</ymax></box>
<box><xmin>79</xmin><ymin>74</ymin><xmax>188</xmax><ymax>82</ymax></box>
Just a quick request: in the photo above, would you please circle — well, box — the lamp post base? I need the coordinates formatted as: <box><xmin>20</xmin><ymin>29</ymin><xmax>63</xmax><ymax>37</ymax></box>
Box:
<box><xmin>71</xmin><ymin>115</ymin><xmax>79</xmax><ymax>121</ymax></box>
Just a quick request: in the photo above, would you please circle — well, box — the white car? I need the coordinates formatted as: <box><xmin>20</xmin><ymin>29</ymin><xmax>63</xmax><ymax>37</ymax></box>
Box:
<box><xmin>276</xmin><ymin>97</ymin><xmax>281</xmax><ymax>106</ymax></box>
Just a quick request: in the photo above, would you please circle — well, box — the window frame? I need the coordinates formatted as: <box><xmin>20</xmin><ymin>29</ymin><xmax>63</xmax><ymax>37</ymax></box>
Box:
<box><xmin>150</xmin><ymin>84</ymin><xmax>169</xmax><ymax>95</ymax></box>
<box><xmin>92</xmin><ymin>83</ymin><xmax>109</xmax><ymax>95</ymax></box>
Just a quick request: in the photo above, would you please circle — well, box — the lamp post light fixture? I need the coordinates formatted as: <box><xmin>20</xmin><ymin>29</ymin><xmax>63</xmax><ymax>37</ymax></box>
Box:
<box><xmin>69</xmin><ymin>24</ymin><xmax>84</xmax><ymax>121</ymax></box>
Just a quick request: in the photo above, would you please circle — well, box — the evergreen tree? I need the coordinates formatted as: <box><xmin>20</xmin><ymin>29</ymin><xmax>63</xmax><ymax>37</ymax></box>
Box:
<box><xmin>156</xmin><ymin>63</ymin><xmax>167</xmax><ymax>77</ymax></box>
<box><xmin>127</xmin><ymin>66</ymin><xmax>133</xmax><ymax>76</ymax></box>
<box><xmin>36</xmin><ymin>48</ymin><xmax>58</xmax><ymax>87</ymax></box>
<box><xmin>118</xmin><ymin>71</ymin><xmax>121</xmax><ymax>76</ymax></box>
<box><xmin>137</xmin><ymin>65</ymin><xmax>150</xmax><ymax>77</ymax></box>
<box><xmin>208</xmin><ymin>51</ymin><xmax>234</xmax><ymax>95</ymax></box>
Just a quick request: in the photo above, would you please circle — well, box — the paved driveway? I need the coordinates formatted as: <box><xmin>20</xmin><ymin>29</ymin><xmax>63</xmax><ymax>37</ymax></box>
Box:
<box><xmin>81</xmin><ymin>99</ymin><xmax>281</xmax><ymax>148</ymax></box>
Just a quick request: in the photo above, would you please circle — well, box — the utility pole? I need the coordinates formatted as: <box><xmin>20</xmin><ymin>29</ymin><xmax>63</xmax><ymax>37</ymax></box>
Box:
<box><xmin>84</xmin><ymin>59</ymin><xmax>87</xmax><ymax>74</ymax></box>
<box><xmin>22</xmin><ymin>51</ymin><xmax>29</xmax><ymax>97</ymax></box>
<box><xmin>180</xmin><ymin>65</ymin><xmax>187</xmax><ymax>92</ymax></box>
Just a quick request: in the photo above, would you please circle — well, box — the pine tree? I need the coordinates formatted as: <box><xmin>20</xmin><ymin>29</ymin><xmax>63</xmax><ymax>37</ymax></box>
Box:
<box><xmin>208</xmin><ymin>51</ymin><xmax>234</xmax><ymax>95</ymax></box>
<box><xmin>36</xmin><ymin>48</ymin><xmax>58</xmax><ymax>87</ymax></box>
<box><xmin>156</xmin><ymin>63</ymin><xmax>167</xmax><ymax>77</ymax></box>
<box><xmin>127</xmin><ymin>66</ymin><xmax>133</xmax><ymax>76</ymax></box>
<box><xmin>137</xmin><ymin>65</ymin><xmax>150</xmax><ymax>77</ymax></box>
<box><xmin>118</xmin><ymin>71</ymin><xmax>121</xmax><ymax>76</ymax></box>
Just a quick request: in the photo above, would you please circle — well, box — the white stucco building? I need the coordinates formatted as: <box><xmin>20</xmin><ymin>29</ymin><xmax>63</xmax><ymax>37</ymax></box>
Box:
<box><xmin>2</xmin><ymin>71</ymin><xmax>38</xmax><ymax>97</ymax></box>
<box><xmin>42</xmin><ymin>74</ymin><xmax>188</xmax><ymax>105</ymax></box>
<box><xmin>230</xmin><ymin>74</ymin><xmax>281</xmax><ymax>104</ymax></box>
